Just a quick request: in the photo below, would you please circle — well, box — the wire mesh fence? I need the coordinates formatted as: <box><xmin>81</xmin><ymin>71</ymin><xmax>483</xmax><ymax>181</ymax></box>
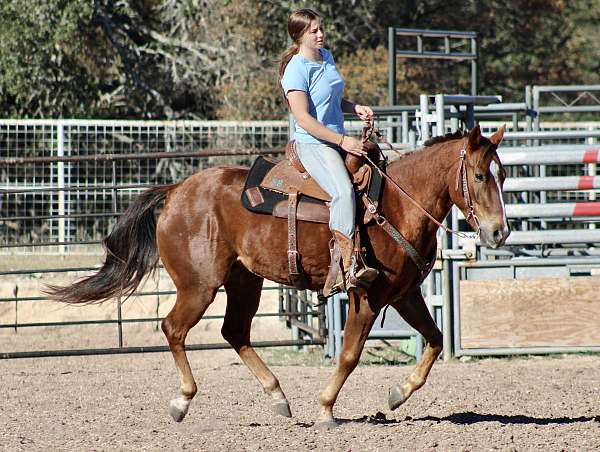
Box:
<box><xmin>2</xmin><ymin>118</ymin><xmax>599</xmax><ymax>249</ymax></box>
<box><xmin>0</xmin><ymin>120</ymin><xmax>292</xmax><ymax>251</ymax></box>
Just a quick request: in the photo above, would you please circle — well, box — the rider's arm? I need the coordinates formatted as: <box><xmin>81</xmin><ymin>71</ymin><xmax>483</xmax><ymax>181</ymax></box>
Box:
<box><xmin>287</xmin><ymin>90</ymin><xmax>344</xmax><ymax>145</ymax></box>
<box><xmin>287</xmin><ymin>91</ymin><xmax>365</xmax><ymax>156</ymax></box>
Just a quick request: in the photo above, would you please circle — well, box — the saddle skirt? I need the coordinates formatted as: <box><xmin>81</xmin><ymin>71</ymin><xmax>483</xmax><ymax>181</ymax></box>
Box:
<box><xmin>241</xmin><ymin>140</ymin><xmax>385</xmax><ymax>224</ymax></box>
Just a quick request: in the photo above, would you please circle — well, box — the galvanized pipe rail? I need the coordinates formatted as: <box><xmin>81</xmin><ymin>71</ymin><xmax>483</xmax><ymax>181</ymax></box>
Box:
<box><xmin>502</xmin><ymin>229</ymin><xmax>600</xmax><ymax>245</ymax></box>
<box><xmin>498</xmin><ymin>146</ymin><xmax>600</xmax><ymax>165</ymax></box>
<box><xmin>0</xmin><ymin>266</ymin><xmax>316</xmax><ymax>332</ymax></box>
<box><xmin>454</xmin><ymin>255</ymin><xmax>600</xmax><ymax>357</ymax></box>
<box><xmin>0</xmin><ymin>268</ymin><xmax>321</xmax><ymax>358</ymax></box>
<box><xmin>388</xmin><ymin>27</ymin><xmax>478</xmax><ymax>100</ymax></box>
<box><xmin>0</xmin><ymin>147</ymin><xmax>284</xmax><ymax>166</ymax></box>
<box><xmin>504</xmin><ymin>176</ymin><xmax>600</xmax><ymax>192</ymax></box>
<box><xmin>506</xmin><ymin>202</ymin><xmax>600</xmax><ymax>218</ymax></box>
<box><xmin>0</xmin><ymin>145</ymin><xmax>322</xmax><ymax>359</ymax></box>
<box><xmin>503</xmin><ymin>130</ymin><xmax>600</xmax><ymax>141</ymax></box>
<box><xmin>0</xmin><ymin>339</ymin><xmax>325</xmax><ymax>360</ymax></box>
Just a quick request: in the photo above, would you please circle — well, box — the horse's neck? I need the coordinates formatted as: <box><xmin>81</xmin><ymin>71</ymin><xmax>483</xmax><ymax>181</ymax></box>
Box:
<box><xmin>383</xmin><ymin>142</ymin><xmax>459</xmax><ymax>232</ymax></box>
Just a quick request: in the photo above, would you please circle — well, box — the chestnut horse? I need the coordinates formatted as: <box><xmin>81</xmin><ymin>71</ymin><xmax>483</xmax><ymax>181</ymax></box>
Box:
<box><xmin>46</xmin><ymin>125</ymin><xmax>509</xmax><ymax>426</ymax></box>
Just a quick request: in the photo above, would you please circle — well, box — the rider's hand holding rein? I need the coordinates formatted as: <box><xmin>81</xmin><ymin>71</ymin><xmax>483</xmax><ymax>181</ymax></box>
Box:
<box><xmin>341</xmin><ymin>100</ymin><xmax>374</xmax><ymax>156</ymax></box>
<box><xmin>340</xmin><ymin>135</ymin><xmax>368</xmax><ymax>157</ymax></box>
<box><xmin>354</xmin><ymin>104</ymin><xmax>374</xmax><ymax>123</ymax></box>
<box><xmin>287</xmin><ymin>91</ymin><xmax>372</xmax><ymax>157</ymax></box>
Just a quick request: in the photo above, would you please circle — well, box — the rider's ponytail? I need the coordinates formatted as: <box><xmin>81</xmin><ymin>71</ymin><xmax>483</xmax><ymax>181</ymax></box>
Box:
<box><xmin>277</xmin><ymin>8</ymin><xmax>321</xmax><ymax>103</ymax></box>
<box><xmin>278</xmin><ymin>42</ymin><xmax>300</xmax><ymax>81</ymax></box>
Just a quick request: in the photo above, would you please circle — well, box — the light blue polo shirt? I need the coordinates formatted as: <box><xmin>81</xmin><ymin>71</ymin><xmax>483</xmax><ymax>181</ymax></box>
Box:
<box><xmin>281</xmin><ymin>48</ymin><xmax>345</xmax><ymax>144</ymax></box>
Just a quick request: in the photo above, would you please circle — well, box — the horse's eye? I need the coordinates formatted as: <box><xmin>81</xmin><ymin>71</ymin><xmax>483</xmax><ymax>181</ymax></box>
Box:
<box><xmin>474</xmin><ymin>173</ymin><xmax>484</xmax><ymax>182</ymax></box>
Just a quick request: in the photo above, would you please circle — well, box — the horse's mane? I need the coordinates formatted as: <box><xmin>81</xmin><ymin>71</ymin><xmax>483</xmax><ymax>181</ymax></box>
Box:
<box><xmin>423</xmin><ymin>130</ymin><xmax>467</xmax><ymax>147</ymax></box>
<box><xmin>390</xmin><ymin>130</ymin><xmax>467</xmax><ymax>162</ymax></box>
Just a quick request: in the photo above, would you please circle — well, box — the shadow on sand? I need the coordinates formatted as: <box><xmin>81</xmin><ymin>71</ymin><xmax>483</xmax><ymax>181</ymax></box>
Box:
<box><xmin>302</xmin><ymin>411</ymin><xmax>600</xmax><ymax>428</ymax></box>
<box><xmin>415</xmin><ymin>412</ymin><xmax>600</xmax><ymax>426</ymax></box>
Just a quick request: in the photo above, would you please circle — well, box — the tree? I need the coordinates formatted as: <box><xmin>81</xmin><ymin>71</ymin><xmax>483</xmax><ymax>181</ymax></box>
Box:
<box><xmin>0</xmin><ymin>0</ymin><xmax>597</xmax><ymax>119</ymax></box>
<box><xmin>0</xmin><ymin>0</ymin><xmax>97</xmax><ymax>117</ymax></box>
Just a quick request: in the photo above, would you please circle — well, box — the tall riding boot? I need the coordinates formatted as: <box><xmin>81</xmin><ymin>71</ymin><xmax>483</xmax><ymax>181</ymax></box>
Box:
<box><xmin>332</xmin><ymin>230</ymin><xmax>379</xmax><ymax>292</ymax></box>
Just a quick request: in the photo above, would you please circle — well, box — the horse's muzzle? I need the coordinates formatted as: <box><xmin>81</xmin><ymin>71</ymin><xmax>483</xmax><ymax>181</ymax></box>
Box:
<box><xmin>480</xmin><ymin>223</ymin><xmax>511</xmax><ymax>248</ymax></box>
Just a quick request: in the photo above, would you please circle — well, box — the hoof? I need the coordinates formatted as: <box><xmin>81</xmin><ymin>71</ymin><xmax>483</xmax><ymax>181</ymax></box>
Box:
<box><xmin>388</xmin><ymin>385</ymin><xmax>409</xmax><ymax>411</ymax></box>
<box><xmin>169</xmin><ymin>396</ymin><xmax>191</xmax><ymax>422</ymax></box>
<box><xmin>272</xmin><ymin>400</ymin><xmax>292</xmax><ymax>418</ymax></box>
<box><xmin>314</xmin><ymin>419</ymin><xmax>339</xmax><ymax>430</ymax></box>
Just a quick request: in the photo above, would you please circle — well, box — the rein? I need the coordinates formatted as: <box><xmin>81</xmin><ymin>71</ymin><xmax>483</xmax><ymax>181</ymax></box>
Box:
<box><xmin>362</xmin><ymin>120</ymin><xmax>480</xmax><ymax>239</ymax></box>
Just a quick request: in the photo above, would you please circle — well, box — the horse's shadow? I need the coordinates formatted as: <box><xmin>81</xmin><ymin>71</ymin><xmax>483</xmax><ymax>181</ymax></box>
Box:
<box><xmin>415</xmin><ymin>412</ymin><xmax>600</xmax><ymax>426</ymax></box>
<box><xmin>321</xmin><ymin>411</ymin><xmax>600</xmax><ymax>427</ymax></box>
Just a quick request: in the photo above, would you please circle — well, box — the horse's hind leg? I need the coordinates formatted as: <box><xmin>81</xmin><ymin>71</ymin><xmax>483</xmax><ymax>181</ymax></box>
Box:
<box><xmin>161</xmin><ymin>286</ymin><xmax>219</xmax><ymax>422</ymax></box>
<box><xmin>222</xmin><ymin>262</ymin><xmax>292</xmax><ymax>417</ymax></box>
<box><xmin>388</xmin><ymin>289</ymin><xmax>443</xmax><ymax>411</ymax></box>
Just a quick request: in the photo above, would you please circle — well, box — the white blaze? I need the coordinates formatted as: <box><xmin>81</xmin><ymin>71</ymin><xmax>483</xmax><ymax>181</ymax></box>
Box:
<box><xmin>489</xmin><ymin>160</ymin><xmax>509</xmax><ymax>233</ymax></box>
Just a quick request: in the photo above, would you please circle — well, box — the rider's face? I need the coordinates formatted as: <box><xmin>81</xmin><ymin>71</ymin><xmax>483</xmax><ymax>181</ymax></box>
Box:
<box><xmin>300</xmin><ymin>20</ymin><xmax>325</xmax><ymax>50</ymax></box>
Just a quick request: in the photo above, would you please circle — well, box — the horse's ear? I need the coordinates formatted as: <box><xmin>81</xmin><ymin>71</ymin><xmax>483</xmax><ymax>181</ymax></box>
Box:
<box><xmin>467</xmin><ymin>124</ymin><xmax>482</xmax><ymax>152</ymax></box>
<box><xmin>489</xmin><ymin>124</ymin><xmax>506</xmax><ymax>146</ymax></box>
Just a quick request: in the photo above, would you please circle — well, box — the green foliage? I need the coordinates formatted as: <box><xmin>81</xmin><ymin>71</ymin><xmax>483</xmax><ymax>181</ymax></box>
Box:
<box><xmin>0</xmin><ymin>0</ymin><xmax>96</xmax><ymax>117</ymax></box>
<box><xmin>0</xmin><ymin>0</ymin><xmax>598</xmax><ymax>119</ymax></box>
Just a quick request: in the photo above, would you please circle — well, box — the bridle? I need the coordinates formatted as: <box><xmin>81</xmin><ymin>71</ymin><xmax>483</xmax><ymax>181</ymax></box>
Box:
<box><xmin>361</xmin><ymin>119</ymin><xmax>481</xmax><ymax>238</ymax></box>
<box><xmin>455</xmin><ymin>147</ymin><xmax>481</xmax><ymax>234</ymax></box>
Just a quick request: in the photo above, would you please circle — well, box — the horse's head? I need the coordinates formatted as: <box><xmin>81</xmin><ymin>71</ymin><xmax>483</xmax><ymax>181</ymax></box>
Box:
<box><xmin>451</xmin><ymin>125</ymin><xmax>510</xmax><ymax>248</ymax></box>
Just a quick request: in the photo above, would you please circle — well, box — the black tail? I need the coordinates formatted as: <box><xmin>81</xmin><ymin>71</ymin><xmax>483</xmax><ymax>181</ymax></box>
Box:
<box><xmin>45</xmin><ymin>184</ymin><xmax>178</xmax><ymax>304</ymax></box>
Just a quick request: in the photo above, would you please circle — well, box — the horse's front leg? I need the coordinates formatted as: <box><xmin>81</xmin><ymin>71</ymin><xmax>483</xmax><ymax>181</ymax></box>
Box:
<box><xmin>317</xmin><ymin>290</ymin><xmax>378</xmax><ymax>427</ymax></box>
<box><xmin>388</xmin><ymin>289</ymin><xmax>443</xmax><ymax>410</ymax></box>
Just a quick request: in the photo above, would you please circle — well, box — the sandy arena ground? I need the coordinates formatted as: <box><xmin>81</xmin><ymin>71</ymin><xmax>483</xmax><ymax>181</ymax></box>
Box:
<box><xmin>1</xmin><ymin>351</ymin><xmax>599</xmax><ymax>451</ymax></box>
<box><xmin>1</xmin><ymin>256</ymin><xmax>599</xmax><ymax>450</ymax></box>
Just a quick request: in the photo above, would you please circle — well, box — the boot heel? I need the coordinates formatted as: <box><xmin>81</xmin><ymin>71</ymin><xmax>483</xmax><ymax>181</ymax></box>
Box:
<box><xmin>355</xmin><ymin>267</ymin><xmax>379</xmax><ymax>283</ymax></box>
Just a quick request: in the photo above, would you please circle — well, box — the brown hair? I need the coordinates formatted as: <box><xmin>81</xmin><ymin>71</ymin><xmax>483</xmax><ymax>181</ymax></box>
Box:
<box><xmin>277</xmin><ymin>9</ymin><xmax>321</xmax><ymax>81</ymax></box>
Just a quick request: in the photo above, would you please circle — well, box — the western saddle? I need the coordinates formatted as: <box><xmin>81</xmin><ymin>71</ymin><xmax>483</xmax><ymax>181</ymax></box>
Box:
<box><xmin>241</xmin><ymin>127</ymin><xmax>386</xmax><ymax>294</ymax></box>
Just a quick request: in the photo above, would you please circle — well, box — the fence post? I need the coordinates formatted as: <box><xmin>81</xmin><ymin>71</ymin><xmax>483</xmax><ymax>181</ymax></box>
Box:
<box><xmin>589</xmin><ymin>126</ymin><xmax>597</xmax><ymax>229</ymax></box>
<box><xmin>450</xmin><ymin>106</ymin><xmax>459</xmax><ymax>132</ymax></box>
<box><xmin>326</xmin><ymin>296</ymin><xmax>334</xmax><ymax>358</ymax></box>
<box><xmin>57</xmin><ymin>121</ymin><xmax>66</xmax><ymax>254</ymax></box>
<box><xmin>525</xmin><ymin>85</ymin><xmax>533</xmax><ymax>135</ymax></box>
<box><xmin>117</xmin><ymin>295</ymin><xmax>123</xmax><ymax>348</ymax></box>
<box><xmin>155</xmin><ymin>268</ymin><xmax>161</xmax><ymax>331</ymax></box>
<box><xmin>442</xmin><ymin>233</ymin><xmax>453</xmax><ymax>361</ymax></box>
<box><xmin>470</xmin><ymin>37</ymin><xmax>478</xmax><ymax>96</ymax></box>
<box><xmin>278</xmin><ymin>284</ymin><xmax>284</xmax><ymax>314</ymax></box>
<box><xmin>388</xmin><ymin>27</ymin><xmax>396</xmax><ymax>106</ymax></box>
<box><xmin>401</xmin><ymin>111</ymin><xmax>409</xmax><ymax>144</ymax></box>
<box><xmin>111</xmin><ymin>161</ymin><xmax>124</xmax><ymax>347</ymax></box>
<box><xmin>333</xmin><ymin>293</ymin><xmax>343</xmax><ymax>360</ymax></box>
<box><xmin>532</xmin><ymin>87</ymin><xmax>547</xmax><ymax>229</ymax></box>
<box><xmin>419</xmin><ymin>94</ymin><xmax>430</xmax><ymax>143</ymax></box>
<box><xmin>435</xmin><ymin>94</ymin><xmax>445</xmax><ymax>137</ymax></box>
<box><xmin>13</xmin><ymin>285</ymin><xmax>18</xmax><ymax>333</ymax></box>
<box><xmin>291</xmin><ymin>289</ymin><xmax>299</xmax><ymax>345</ymax></box>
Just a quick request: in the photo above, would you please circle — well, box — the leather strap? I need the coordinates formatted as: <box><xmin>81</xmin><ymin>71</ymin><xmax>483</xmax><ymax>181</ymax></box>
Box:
<box><xmin>288</xmin><ymin>190</ymin><xmax>300</xmax><ymax>275</ymax></box>
<box><xmin>287</xmin><ymin>140</ymin><xmax>306</xmax><ymax>173</ymax></box>
<box><xmin>362</xmin><ymin>195</ymin><xmax>429</xmax><ymax>276</ymax></box>
<box><xmin>287</xmin><ymin>190</ymin><xmax>308</xmax><ymax>289</ymax></box>
<box><xmin>455</xmin><ymin>147</ymin><xmax>481</xmax><ymax>233</ymax></box>
<box><xmin>362</xmin><ymin>121</ymin><xmax>475</xmax><ymax>239</ymax></box>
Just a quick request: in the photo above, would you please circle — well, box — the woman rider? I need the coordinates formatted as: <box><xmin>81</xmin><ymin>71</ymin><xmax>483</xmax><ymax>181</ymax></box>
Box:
<box><xmin>278</xmin><ymin>8</ymin><xmax>378</xmax><ymax>293</ymax></box>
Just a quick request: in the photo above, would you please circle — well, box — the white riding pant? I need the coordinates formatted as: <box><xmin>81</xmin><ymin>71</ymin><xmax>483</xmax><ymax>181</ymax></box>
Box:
<box><xmin>295</xmin><ymin>142</ymin><xmax>355</xmax><ymax>238</ymax></box>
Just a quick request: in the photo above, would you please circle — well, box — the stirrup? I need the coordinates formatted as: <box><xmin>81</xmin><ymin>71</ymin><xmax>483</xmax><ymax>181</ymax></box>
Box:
<box><xmin>355</xmin><ymin>267</ymin><xmax>379</xmax><ymax>284</ymax></box>
<box><xmin>346</xmin><ymin>255</ymin><xmax>379</xmax><ymax>291</ymax></box>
